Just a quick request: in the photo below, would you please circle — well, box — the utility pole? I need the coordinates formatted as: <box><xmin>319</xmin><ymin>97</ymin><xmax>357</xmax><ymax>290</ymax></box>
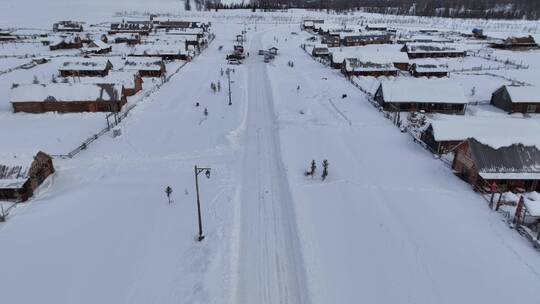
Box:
<box><xmin>227</xmin><ymin>68</ymin><xmax>232</xmax><ymax>106</ymax></box>
<box><xmin>194</xmin><ymin>165</ymin><xmax>211</xmax><ymax>241</ymax></box>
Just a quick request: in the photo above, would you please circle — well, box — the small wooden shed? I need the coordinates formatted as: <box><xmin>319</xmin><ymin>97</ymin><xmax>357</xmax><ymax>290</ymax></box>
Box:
<box><xmin>0</xmin><ymin>151</ymin><xmax>55</xmax><ymax>202</ymax></box>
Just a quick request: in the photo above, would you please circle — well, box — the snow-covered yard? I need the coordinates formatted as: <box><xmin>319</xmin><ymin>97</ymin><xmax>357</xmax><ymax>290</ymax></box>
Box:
<box><xmin>1</xmin><ymin>4</ymin><xmax>540</xmax><ymax>304</ymax></box>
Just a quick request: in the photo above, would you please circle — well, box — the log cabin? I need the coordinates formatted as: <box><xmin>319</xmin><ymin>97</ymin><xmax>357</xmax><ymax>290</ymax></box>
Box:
<box><xmin>10</xmin><ymin>83</ymin><xmax>127</xmax><ymax>113</ymax></box>
<box><xmin>453</xmin><ymin>138</ymin><xmax>540</xmax><ymax>192</ymax></box>
<box><xmin>0</xmin><ymin>151</ymin><xmax>55</xmax><ymax>202</ymax></box>
<box><xmin>374</xmin><ymin>78</ymin><xmax>468</xmax><ymax>114</ymax></box>
<box><xmin>490</xmin><ymin>85</ymin><xmax>540</xmax><ymax>114</ymax></box>
<box><xmin>59</xmin><ymin>59</ymin><xmax>113</xmax><ymax>77</ymax></box>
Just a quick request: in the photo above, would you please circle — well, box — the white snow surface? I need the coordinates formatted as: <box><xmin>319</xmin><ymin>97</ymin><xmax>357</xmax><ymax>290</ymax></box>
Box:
<box><xmin>506</xmin><ymin>85</ymin><xmax>540</xmax><ymax>103</ymax></box>
<box><xmin>0</xmin><ymin>5</ymin><xmax>540</xmax><ymax>304</ymax></box>
<box><xmin>380</xmin><ymin>78</ymin><xmax>468</xmax><ymax>104</ymax></box>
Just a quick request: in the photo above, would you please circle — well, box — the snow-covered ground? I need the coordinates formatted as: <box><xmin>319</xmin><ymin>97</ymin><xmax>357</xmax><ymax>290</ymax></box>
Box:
<box><xmin>1</xmin><ymin>4</ymin><xmax>540</xmax><ymax>304</ymax></box>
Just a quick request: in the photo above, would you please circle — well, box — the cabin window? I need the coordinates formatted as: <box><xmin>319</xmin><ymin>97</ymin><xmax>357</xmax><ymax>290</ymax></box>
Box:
<box><xmin>526</xmin><ymin>105</ymin><xmax>537</xmax><ymax>113</ymax></box>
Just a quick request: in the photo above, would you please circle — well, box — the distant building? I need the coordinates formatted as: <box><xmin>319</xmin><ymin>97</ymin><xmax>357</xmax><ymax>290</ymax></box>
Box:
<box><xmin>491</xmin><ymin>36</ymin><xmax>538</xmax><ymax>49</ymax></box>
<box><xmin>109</xmin><ymin>21</ymin><xmax>152</xmax><ymax>35</ymax></box>
<box><xmin>81</xmin><ymin>40</ymin><xmax>112</xmax><ymax>55</ymax></box>
<box><xmin>53</xmin><ymin>21</ymin><xmax>83</xmax><ymax>32</ymax></box>
<box><xmin>59</xmin><ymin>59</ymin><xmax>114</xmax><ymax>77</ymax></box>
<box><xmin>341</xmin><ymin>58</ymin><xmax>398</xmax><ymax>78</ymax></box>
<box><xmin>341</xmin><ymin>32</ymin><xmax>392</xmax><ymax>47</ymax></box>
<box><xmin>311</xmin><ymin>45</ymin><xmax>330</xmax><ymax>58</ymax></box>
<box><xmin>490</xmin><ymin>85</ymin><xmax>540</xmax><ymax>114</ymax></box>
<box><xmin>401</xmin><ymin>43</ymin><xmax>466</xmax><ymax>59</ymax></box>
<box><xmin>365</xmin><ymin>24</ymin><xmax>388</xmax><ymax>31</ymax></box>
<box><xmin>453</xmin><ymin>138</ymin><xmax>540</xmax><ymax>192</ymax></box>
<box><xmin>10</xmin><ymin>83</ymin><xmax>127</xmax><ymax>113</ymax></box>
<box><xmin>122</xmin><ymin>58</ymin><xmax>167</xmax><ymax>77</ymax></box>
<box><xmin>113</xmin><ymin>33</ymin><xmax>141</xmax><ymax>45</ymax></box>
<box><xmin>0</xmin><ymin>151</ymin><xmax>55</xmax><ymax>202</ymax></box>
<box><xmin>410</xmin><ymin>63</ymin><xmax>449</xmax><ymax>78</ymax></box>
<box><xmin>49</xmin><ymin>35</ymin><xmax>82</xmax><ymax>51</ymax></box>
<box><xmin>374</xmin><ymin>79</ymin><xmax>468</xmax><ymax>114</ymax></box>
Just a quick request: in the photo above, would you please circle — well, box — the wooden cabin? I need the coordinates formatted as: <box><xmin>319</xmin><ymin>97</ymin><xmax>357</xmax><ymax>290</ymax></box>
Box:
<box><xmin>53</xmin><ymin>21</ymin><xmax>83</xmax><ymax>32</ymax></box>
<box><xmin>491</xmin><ymin>36</ymin><xmax>538</xmax><ymax>49</ymax></box>
<box><xmin>420</xmin><ymin>117</ymin><xmax>540</xmax><ymax>155</ymax></box>
<box><xmin>268</xmin><ymin>47</ymin><xmax>278</xmax><ymax>55</ymax></box>
<box><xmin>59</xmin><ymin>59</ymin><xmax>113</xmax><ymax>77</ymax></box>
<box><xmin>322</xmin><ymin>35</ymin><xmax>340</xmax><ymax>47</ymax></box>
<box><xmin>81</xmin><ymin>40</ymin><xmax>112</xmax><ymax>55</ymax></box>
<box><xmin>341</xmin><ymin>58</ymin><xmax>398</xmax><ymax>78</ymax></box>
<box><xmin>365</xmin><ymin>24</ymin><xmax>388</xmax><ymax>31</ymax></box>
<box><xmin>410</xmin><ymin>63</ymin><xmax>449</xmax><ymax>78</ymax></box>
<box><xmin>109</xmin><ymin>22</ymin><xmax>152</xmax><ymax>35</ymax></box>
<box><xmin>330</xmin><ymin>45</ymin><xmax>410</xmax><ymax>70</ymax></box>
<box><xmin>129</xmin><ymin>45</ymin><xmax>190</xmax><ymax>60</ymax></box>
<box><xmin>490</xmin><ymin>85</ymin><xmax>540</xmax><ymax>114</ymax></box>
<box><xmin>374</xmin><ymin>79</ymin><xmax>468</xmax><ymax>114</ymax></box>
<box><xmin>341</xmin><ymin>33</ymin><xmax>392</xmax><ymax>47</ymax></box>
<box><xmin>311</xmin><ymin>46</ymin><xmax>330</xmax><ymax>58</ymax></box>
<box><xmin>402</xmin><ymin>43</ymin><xmax>466</xmax><ymax>59</ymax></box>
<box><xmin>49</xmin><ymin>36</ymin><xmax>82</xmax><ymax>51</ymax></box>
<box><xmin>114</xmin><ymin>33</ymin><xmax>141</xmax><ymax>45</ymax></box>
<box><xmin>59</xmin><ymin>71</ymin><xmax>143</xmax><ymax>97</ymax></box>
<box><xmin>122</xmin><ymin>58</ymin><xmax>166</xmax><ymax>77</ymax></box>
<box><xmin>453</xmin><ymin>138</ymin><xmax>540</xmax><ymax>192</ymax></box>
<box><xmin>0</xmin><ymin>151</ymin><xmax>55</xmax><ymax>202</ymax></box>
<box><xmin>10</xmin><ymin>83</ymin><xmax>127</xmax><ymax>113</ymax></box>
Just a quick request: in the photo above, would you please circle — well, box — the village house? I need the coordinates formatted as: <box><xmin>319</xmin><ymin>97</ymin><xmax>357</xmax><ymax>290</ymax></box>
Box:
<box><xmin>122</xmin><ymin>58</ymin><xmax>166</xmax><ymax>77</ymax></box>
<box><xmin>420</xmin><ymin>117</ymin><xmax>540</xmax><ymax>155</ymax></box>
<box><xmin>81</xmin><ymin>40</ymin><xmax>112</xmax><ymax>55</ymax></box>
<box><xmin>49</xmin><ymin>35</ymin><xmax>82</xmax><ymax>51</ymax></box>
<box><xmin>166</xmin><ymin>28</ymin><xmax>205</xmax><ymax>39</ymax></box>
<box><xmin>268</xmin><ymin>47</ymin><xmax>278</xmax><ymax>55</ymax></box>
<box><xmin>452</xmin><ymin>138</ymin><xmax>540</xmax><ymax>192</ymax></box>
<box><xmin>410</xmin><ymin>63</ymin><xmax>449</xmax><ymax>77</ymax></box>
<box><xmin>491</xmin><ymin>36</ymin><xmax>538</xmax><ymax>49</ymax></box>
<box><xmin>129</xmin><ymin>44</ymin><xmax>191</xmax><ymax>60</ymax></box>
<box><xmin>330</xmin><ymin>45</ymin><xmax>410</xmax><ymax>70</ymax></box>
<box><xmin>311</xmin><ymin>45</ymin><xmax>330</xmax><ymax>58</ymax></box>
<box><xmin>341</xmin><ymin>32</ymin><xmax>392</xmax><ymax>47</ymax></box>
<box><xmin>10</xmin><ymin>83</ymin><xmax>127</xmax><ymax>113</ymax></box>
<box><xmin>374</xmin><ymin>78</ymin><xmax>468</xmax><ymax>114</ymax></box>
<box><xmin>365</xmin><ymin>24</ymin><xmax>388</xmax><ymax>31</ymax></box>
<box><xmin>0</xmin><ymin>30</ymin><xmax>17</xmax><ymax>42</ymax></box>
<box><xmin>401</xmin><ymin>43</ymin><xmax>466</xmax><ymax>59</ymax></box>
<box><xmin>155</xmin><ymin>20</ymin><xmax>196</xmax><ymax>29</ymax></box>
<box><xmin>321</xmin><ymin>35</ymin><xmax>340</xmax><ymax>47</ymax></box>
<box><xmin>490</xmin><ymin>85</ymin><xmax>540</xmax><ymax>113</ymax></box>
<box><xmin>113</xmin><ymin>33</ymin><xmax>141</xmax><ymax>45</ymax></box>
<box><xmin>61</xmin><ymin>71</ymin><xmax>144</xmax><ymax>97</ymax></box>
<box><xmin>341</xmin><ymin>58</ymin><xmax>398</xmax><ymax>78</ymax></box>
<box><xmin>59</xmin><ymin>59</ymin><xmax>114</xmax><ymax>77</ymax></box>
<box><xmin>0</xmin><ymin>151</ymin><xmax>55</xmax><ymax>202</ymax></box>
<box><xmin>109</xmin><ymin>21</ymin><xmax>152</xmax><ymax>35</ymax></box>
<box><xmin>302</xmin><ymin>19</ymin><xmax>324</xmax><ymax>30</ymax></box>
<box><xmin>53</xmin><ymin>21</ymin><xmax>83</xmax><ymax>32</ymax></box>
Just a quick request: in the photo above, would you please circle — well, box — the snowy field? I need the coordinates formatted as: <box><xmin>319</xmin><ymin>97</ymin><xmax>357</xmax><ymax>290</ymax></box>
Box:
<box><xmin>1</xmin><ymin>4</ymin><xmax>540</xmax><ymax>304</ymax></box>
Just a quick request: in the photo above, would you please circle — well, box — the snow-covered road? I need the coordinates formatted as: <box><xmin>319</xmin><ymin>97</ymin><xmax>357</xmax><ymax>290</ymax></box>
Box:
<box><xmin>235</xmin><ymin>32</ymin><xmax>310</xmax><ymax>304</ymax></box>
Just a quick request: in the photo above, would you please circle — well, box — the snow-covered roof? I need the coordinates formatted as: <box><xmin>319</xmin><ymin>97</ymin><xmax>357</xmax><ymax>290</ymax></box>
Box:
<box><xmin>61</xmin><ymin>71</ymin><xmax>138</xmax><ymax>87</ymax></box>
<box><xmin>413</xmin><ymin>64</ymin><xmax>448</xmax><ymax>73</ymax></box>
<box><xmin>379</xmin><ymin>78</ymin><xmax>468</xmax><ymax>104</ymax></box>
<box><xmin>428</xmin><ymin>116</ymin><xmax>540</xmax><ymax>148</ymax></box>
<box><xmin>84</xmin><ymin>40</ymin><xmax>111</xmax><ymax>50</ymax></box>
<box><xmin>331</xmin><ymin>45</ymin><xmax>409</xmax><ymax>64</ymax></box>
<box><xmin>10</xmin><ymin>83</ymin><xmax>124</xmax><ymax>102</ymax></box>
<box><xmin>505</xmin><ymin>86</ymin><xmax>540</xmax><ymax>104</ymax></box>
<box><xmin>130</xmin><ymin>44</ymin><xmax>187</xmax><ymax>56</ymax></box>
<box><xmin>405</xmin><ymin>43</ymin><xmax>465</xmax><ymax>53</ymax></box>
<box><xmin>123</xmin><ymin>58</ymin><xmax>164</xmax><ymax>71</ymax></box>
<box><xmin>468</xmin><ymin>138</ymin><xmax>540</xmax><ymax>179</ymax></box>
<box><xmin>58</xmin><ymin>58</ymin><xmax>112</xmax><ymax>71</ymax></box>
<box><xmin>165</xmin><ymin>28</ymin><xmax>204</xmax><ymax>35</ymax></box>
<box><xmin>0</xmin><ymin>152</ymin><xmax>39</xmax><ymax>189</ymax></box>
<box><xmin>524</xmin><ymin>194</ymin><xmax>540</xmax><ymax>216</ymax></box>
<box><xmin>344</xmin><ymin>59</ymin><xmax>397</xmax><ymax>72</ymax></box>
